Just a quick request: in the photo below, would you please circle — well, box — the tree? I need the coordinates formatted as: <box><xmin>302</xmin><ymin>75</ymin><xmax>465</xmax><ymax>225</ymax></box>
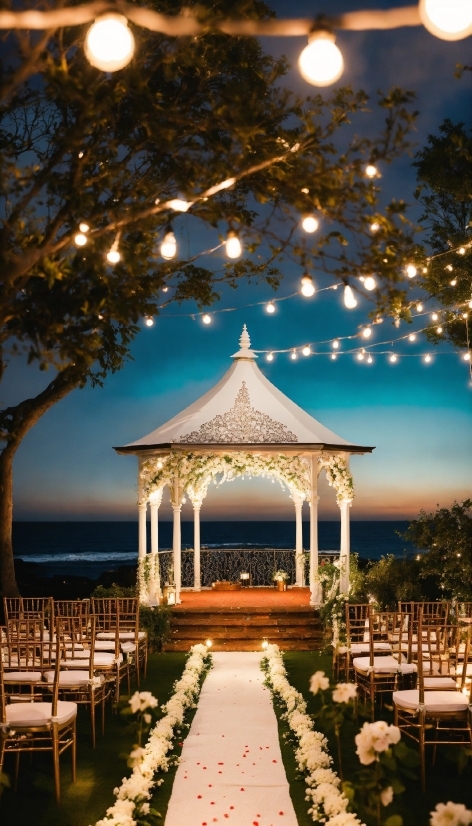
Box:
<box><xmin>0</xmin><ymin>0</ymin><xmax>419</xmax><ymax>596</ymax></box>
<box><xmin>412</xmin><ymin>120</ymin><xmax>472</xmax><ymax>350</ymax></box>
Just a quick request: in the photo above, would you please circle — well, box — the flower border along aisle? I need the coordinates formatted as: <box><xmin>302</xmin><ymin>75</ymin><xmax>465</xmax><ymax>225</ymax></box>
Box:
<box><xmin>95</xmin><ymin>644</ymin><xmax>212</xmax><ymax>826</ymax></box>
<box><xmin>261</xmin><ymin>644</ymin><xmax>365</xmax><ymax>826</ymax></box>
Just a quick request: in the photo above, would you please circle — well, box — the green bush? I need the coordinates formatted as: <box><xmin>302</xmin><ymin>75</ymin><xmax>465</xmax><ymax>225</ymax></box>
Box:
<box><xmin>90</xmin><ymin>582</ymin><xmax>171</xmax><ymax>652</ymax></box>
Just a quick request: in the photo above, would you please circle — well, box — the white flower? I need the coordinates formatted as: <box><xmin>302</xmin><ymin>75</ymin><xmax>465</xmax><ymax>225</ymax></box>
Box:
<box><xmin>355</xmin><ymin>721</ymin><xmax>401</xmax><ymax>765</ymax></box>
<box><xmin>129</xmin><ymin>691</ymin><xmax>158</xmax><ymax>714</ymax></box>
<box><xmin>309</xmin><ymin>671</ymin><xmax>330</xmax><ymax>694</ymax></box>
<box><xmin>328</xmin><ymin>812</ymin><xmax>364</xmax><ymax>826</ymax></box>
<box><xmin>332</xmin><ymin>683</ymin><xmax>357</xmax><ymax>703</ymax></box>
<box><xmin>380</xmin><ymin>786</ymin><xmax>394</xmax><ymax>807</ymax></box>
<box><xmin>430</xmin><ymin>802</ymin><xmax>472</xmax><ymax>826</ymax></box>
<box><xmin>128</xmin><ymin>746</ymin><xmax>146</xmax><ymax>767</ymax></box>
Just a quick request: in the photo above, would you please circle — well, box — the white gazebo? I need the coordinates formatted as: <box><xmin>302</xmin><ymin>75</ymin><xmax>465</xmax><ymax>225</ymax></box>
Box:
<box><xmin>114</xmin><ymin>325</ymin><xmax>374</xmax><ymax>606</ymax></box>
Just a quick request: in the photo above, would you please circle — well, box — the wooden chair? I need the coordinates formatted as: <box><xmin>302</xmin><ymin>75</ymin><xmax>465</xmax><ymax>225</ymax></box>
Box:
<box><xmin>92</xmin><ymin>597</ymin><xmax>147</xmax><ymax>687</ymax></box>
<box><xmin>3</xmin><ymin>597</ymin><xmax>53</xmax><ymax>623</ymax></box>
<box><xmin>88</xmin><ymin>600</ymin><xmax>130</xmax><ymax>701</ymax></box>
<box><xmin>0</xmin><ymin>625</ymin><xmax>77</xmax><ymax>803</ymax></box>
<box><xmin>399</xmin><ymin>601</ymin><xmax>450</xmax><ymax>626</ymax></box>
<box><xmin>2</xmin><ymin>617</ymin><xmax>52</xmax><ymax>702</ymax></box>
<box><xmin>344</xmin><ymin>603</ymin><xmax>392</xmax><ymax>680</ymax></box>
<box><xmin>393</xmin><ymin>610</ymin><xmax>472</xmax><ymax>790</ymax></box>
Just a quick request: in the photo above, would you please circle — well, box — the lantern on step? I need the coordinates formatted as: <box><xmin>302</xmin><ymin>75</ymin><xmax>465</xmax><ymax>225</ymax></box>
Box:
<box><xmin>240</xmin><ymin>571</ymin><xmax>250</xmax><ymax>588</ymax></box>
<box><xmin>163</xmin><ymin>584</ymin><xmax>176</xmax><ymax>606</ymax></box>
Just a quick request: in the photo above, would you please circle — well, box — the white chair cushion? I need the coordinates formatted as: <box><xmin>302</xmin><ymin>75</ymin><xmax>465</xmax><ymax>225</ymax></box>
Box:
<box><xmin>451</xmin><ymin>663</ymin><xmax>472</xmax><ymax>677</ymax></box>
<box><xmin>94</xmin><ymin>640</ymin><xmax>116</xmax><ymax>651</ymax></box>
<box><xmin>423</xmin><ymin>677</ymin><xmax>457</xmax><ymax>690</ymax></box>
<box><xmin>63</xmin><ymin>653</ymin><xmax>121</xmax><ymax>667</ymax></box>
<box><xmin>5</xmin><ymin>700</ymin><xmax>77</xmax><ymax>728</ymax></box>
<box><xmin>120</xmin><ymin>642</ymin><xmax>136</xmax><ymax>654</ymax></box>
<box><xmin>42</xmin><ymin>670</ymin><xmax>90</xmax><ymax>686</ymax></box>
<box><xmin>351</xmin><ymin>642</ymin><xmax>391</xmax><ymax>654</ymax></box>
<box><xmin>353</xmin><ymin>656</ymin><xmax>416</xmax><ymax>674</ymax></box>
<box><xmin>97</xmin><ymin>631</ymin><xmax>145</xmax><ymax>640</ymax></box>
<box><xmin>393</xmin><ymin>689</ymin><xmax>469</xmax><ymax>713</ymax></box>
<box><xmin>3</xmin><ymin>671</ymin><xmax>43</xmax><ymax>683</ymax></box>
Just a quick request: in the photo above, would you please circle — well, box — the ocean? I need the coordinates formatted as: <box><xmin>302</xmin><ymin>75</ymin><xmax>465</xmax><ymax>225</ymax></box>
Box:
<box><xmin>13</xmin><ymin>521</ymin><xmax>418</xmax><ymax>580</ymax></box>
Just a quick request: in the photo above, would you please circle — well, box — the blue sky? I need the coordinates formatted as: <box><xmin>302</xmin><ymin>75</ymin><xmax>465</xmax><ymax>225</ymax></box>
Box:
<box><xmin>5</xmin><ymin>0</ymin><xmax>472</xmax><ymax>522</ymax></box>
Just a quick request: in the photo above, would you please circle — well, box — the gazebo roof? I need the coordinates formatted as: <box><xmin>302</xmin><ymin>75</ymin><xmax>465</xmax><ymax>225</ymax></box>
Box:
<box><xmin>114</xmin><ymin>325</ymin><xmax>374</xmax><ymax>455</ymax></box>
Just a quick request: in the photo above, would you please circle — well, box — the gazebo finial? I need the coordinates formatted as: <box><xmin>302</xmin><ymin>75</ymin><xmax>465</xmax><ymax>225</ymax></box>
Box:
<box><xmin>231</xmin><ymin>324</ymin><xmax>257</xmax><ymax>359</ymax></box>
<box><xmin>239</xmin><ymin>324</ymin><xmax>251</xmax><ymax>350</ymax></box>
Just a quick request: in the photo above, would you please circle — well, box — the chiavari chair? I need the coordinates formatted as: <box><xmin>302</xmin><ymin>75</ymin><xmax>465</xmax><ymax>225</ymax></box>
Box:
<box><xmin>3</xmin><ymin>597</ymin><xmax>53</xmax><ymax>623</ymax></box>
<box><xmin>393</xmin><ymin>609</ymin><xmax>472</xmax><ymax>790</ymax></box>
<box><xmin>92</xmin><ymin>597</ymin><xmax>147</xmax><ymax>687</ymax></box>
<box><xmin>344</xmin><ymin>603</ymin><xmax>392</xmax><ymax>680</ymax></box>
<box><xmin>0</xmin><ymin>623</ymin><xmax>77</xmax><ymax>803</ymax></box>
<box><xmin>399</xmin><ymin>600</ymin><xmax>450</xmax><ymax>627</ymax></box>
<box><xmin>2</xmin><ymin>618</ymin><xmax>52</xmax><ymax>701</ymax></box>
<box><xmin>88</xmin><ymin>599</ymin><xmax>130</xmax><ymax>701</ymax></box>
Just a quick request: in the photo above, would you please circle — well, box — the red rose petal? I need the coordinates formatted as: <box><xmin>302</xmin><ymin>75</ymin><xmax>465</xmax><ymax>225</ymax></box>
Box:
<box><xmin>279</xmin><ymin>812</ymin><xmax>284</xmax><ymax>816</ymax></box>
<box><xmin>272</xmin><ymin>759</ymin><xmax>277</xmax><ymax>763</ymax></box>
<box><xmin>230</xmin><ymin>807</ymin><xmax>234</xmax><ymax>810</ymax></box>
<box><xmin>218</xmin><ymin>762</ymin><xmax>224</xmax><ymax>765</ymax></box>
<box><xmin>197</xmin><ymin>795</ymin><xmax>202</xmax><ymax>799</ymax></box>
<box><xmin>240</xmin><ymin>788</ymin><xmax>245</xmax><ymax>791</ymax></box>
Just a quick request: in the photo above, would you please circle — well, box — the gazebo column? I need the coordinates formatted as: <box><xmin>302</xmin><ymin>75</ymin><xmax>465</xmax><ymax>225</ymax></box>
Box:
<box><xmin>293</xmin><ymin>493</ymin><xmax>304</xmax><ymax>587</ymax></box>
<box><xmin>148</xmin><ymin>490</ymin><xmax>163</xmax><ymax>605</ymax></box>
<box><xmin>138</xmin><ymin>501</ymin><xmax>147</xmax><ymax>560</ymax></box>
<box><xmin>193</xmin><ymin>503</ymin><xmax>202</xmax><ymax>591</ymax></box>
<box><xmin>339</xmin><ymin>498</ymin><xmax>352</xmax><ymax>595</ymax></box>
<box><xmin>173</xmin><ymin>504</ymin><xmax>182</xmax><ymax>604</ymax></box>
<box><xmin>309</xmin><ymin>455</ymin><xmax>322</xmax><ymax>607</ymax></box>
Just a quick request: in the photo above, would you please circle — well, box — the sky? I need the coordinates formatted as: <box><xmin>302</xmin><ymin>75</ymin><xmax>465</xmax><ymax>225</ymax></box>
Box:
<box><xmin>4</xmin><ymin>0</ymin><xmax>472</xmax><ymax>523</ymax></box>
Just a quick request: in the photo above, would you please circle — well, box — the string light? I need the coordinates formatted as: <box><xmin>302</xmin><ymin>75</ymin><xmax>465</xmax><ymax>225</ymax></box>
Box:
<box><xmin>450</xmin><ymin>279</ymin><xmax>457</xmax><ymax>286</ymax></box>
<box><xmin>168</xmin><ymin>199</ymin><xmax>190</xmax><ymax>212</ymax></box>
<box><xmin>343</xmin><ymin>285</ymin><xmax>357</xmax><ymax>309</ymax></box>
<box><xmin>144</xmin><ymin>316</ymin><xmax>154</xmax><ymax>327</ymax></box>
<box><xmin>291</xmin><ymin>350</ymin><xmax>297</xmax><ymax>360</ymax></box>
<box><xmin>331</xmin><ymin>353</ymin><xmax>337</xmax><ymax>360</ymax></box>
<box><xmin>424</xmin><ymin>354</ymin><xmax>432</xmax><ymax>363</ymax></box>
<box><xmin>298</xmin><ymin>31</ymin><xmax>344</xmax><ymax>87</ymax></box>
<box><xmin>267</xmin><ymin>352</ymin><xmax>274</xmax><ymax>361</ymax></box>
<box><xmin>367</xmin><ymin>355</ymin><xmax>373</xmax><ymax>364</ymax></box>
<box><xmin>431</xmin><ymin>312</ymin><xmax>439</xmax><ymax>321</ymax></box>
<box><xmin>364</xmin><ymin>276</ymin><xmax>377</xmax><ymax>291</ymax></box>
<box><xmin>301</xmin><ymin>214</ymin><xmax>319</xmax><ymax>233</ymax></box>
<box><xmin>409</xmin><ymin>333</ymin><xmax>417</xmax><ymax>342</ymax></box>
<box><xmin>302</xmin><ymin>345</ymin><xmax>311</xmax><ymax>356</ymax></box>
<box><xmin>74</xmin><ymin>232</ymin><xmax>87</xmax><ymax>247</ymax></box>
<box><xmin>79</xmin><ymin>223</ymin><xmax>90</xmax><ymax>233</ymax></box>
<box><xmin>332</xmin><ymin>339</ymin><xmax>340</xmax><ymax>350</ymax></box>
<box><xmin>106</xmin><ymin>234</ymin><xmax>121</xmax><ymax>264</ymax></box>
<box><xmin>445</xmin><ymin>264</ymin><xmax>453</xmax><ymax>272</ymax></box>
<box><xmin>300</xmin><ymin>274</ymin><xmax>316</xmax><ymax>297</ymax></box>
<box><xmin>160</xmin><ymin>227</ymin><xmax>177</xmax><ymax>260</ymax></box>
<box><xmin>416</xmin><ymin>303</ymin><xmax>424</xmax><ymax>312</ymax></box>
<box><xmin>362</xmin><ymin>327</ymin><xmax>372</xmax><ymax>338</ymax></box>
<box><xmin>458</xmin><ymin>247</ymin><xmax>466</xmax><ymax>255</ymax></box>
<box><xmin>226</xmin><ymin>230</ymin><xmax>242</xmax><ymax>259</ymax></box>
<box><xmin>437</xmin><ymin>326</ymin><xmax>443</xmax><ymax>334</ymax></box>
<box><xmin>266</xmin><ymin>301</ymin><xmax>276</xmax><ymax>314</ymax></box>
<box><xmin>365</xmin><ymin>164</ymin><xmax>378</xmax><ymax>178</ymax></box>
<box><xmin>406</xmin><ymin>264</ymin><xmax>417</xmax><ymax>278</ymax></box>
<box><xmin>463</xmin><ymin>352</ymin><xmax>471</xmax><ymax>361</ymax></box>
<box><xmin>390</xmin><ymin>354</ymin><xmax>397</xmax><ymax>363</ymax></box>
<box><xmin>419</xmin><ymin>0</ymin><xmax>472</xmax><ymax>41</ymax></box>
<box><xmin>370</xmin><ymin>221</ymin><xmax>380</xmax><ymax>233</ymax></box>
<box><xmin>84</xmin><ymin>14</ymin><xmax>135</xmax><ymax>72</ymax></box>
<box><xmin>202</xmin><ymin>314</ymin><xmax>212</xmax><ymax>325</ymax></box>
<box><xmin>357</xmin><ymin>352</ymin><xmax>364</xmax><ymax>361</ymax></box>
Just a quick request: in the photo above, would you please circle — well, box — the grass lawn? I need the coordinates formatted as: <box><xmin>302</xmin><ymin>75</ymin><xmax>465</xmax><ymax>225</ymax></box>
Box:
<box><xmin>280</xmin><ymin>651</ymin><xmax>472</xmax><ymax>826</ymax></box>
<box><xmin>0</xmin><ymin>653</ymin><xmax>188</xmax><ymax>826</ymax></box>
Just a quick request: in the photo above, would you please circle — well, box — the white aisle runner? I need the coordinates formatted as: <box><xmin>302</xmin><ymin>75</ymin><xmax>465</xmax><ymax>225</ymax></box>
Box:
<box><xmin>165</xmin><ymin>652</ymin><xmax>298</xmax><ymax>826</ymax></box>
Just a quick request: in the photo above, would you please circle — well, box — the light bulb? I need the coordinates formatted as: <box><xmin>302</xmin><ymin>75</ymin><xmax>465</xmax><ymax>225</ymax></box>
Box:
<box><xmin>357</xmin><ymin>353</ymin><xmax>364</xmax><ymax>361</ymax></box>
<box><xmin>437</xmin><ymin>326</ymin><xmax>443</xmax><ymax>333</ymax></box>
<box><xmin>406</xmin><ymin>263</ymin><xmax>417</xmax><ymax>278</ymax></box>
<box><xmin>205</xmin><ymin>639</ymin><xmax>213</xmax><ymax>648</ymax></box>
<box><xmin>301</xmin><ymin>214</ymin><xmax>319</xmax><ymax>233</ymax></box>
<box><xmin>261</xmin><ymin>639</ymin><xmax>269</xmax><ymax>650</ymax></box>
<box><xmin>450</xmin><ymin>279</ymin><xmax>457</xmax><ymax>286</ymax></box>
<box><xmin>302</xmin><ymin>345</ymin><xmax>311</xmax><ymax>356</ymax></box>
<box><xmin>267</xmin><ymin>352</ymin><xmax>274</xmax><ymax>362</ymax></box>
<box><xmin>331</xmin><ymin>353</ymin><xmax>337</xmax><ymax>360</ymax></box>
<box><xmin>266</xmin><ymin>302</ymin><xmax>275</xmax><ymax>314</ymax></box>
<box><xmin>332</xmin><ymin>339</ymin><xmax>340</xmax><ymax>350</ymax></box>
<box><xmin>301</xmin><ymin>274</ymin><xmax>316</xmax><ymax>297</ymax></box>
<box><xmin>370</xmin><ymin>221</ymin><xmax>380</xmax><ymax>233</ymax></box>
<box><xmin>157</xmin><ymin>460</ymin><xmax>163</xmax><ymax>469</ymax></box>
<box><xmin>291</xmin><ymin>350</ymin><xmax>297</xmax><ymax>360</ymax></box>
<box><xmin>424</xmin><ymin>354</ymin><xmax>432</xmax><ymax>363</ymax></box>
<box><xmin>416</xmin><ymin>303</ymin><xmax>424</xmax><ymax>312</ymax></box>
<box><xmin>84</xmin><ymin>14</ymin><xmax>135</xmax><ymax>72</ymax></box>
<box><xmin>298</xmin><ymin>31</ymin><xmax>344</xmax><ymax>87</ymax></box>
<box><xmin>362</xmin><ymin>327</ymin><xmax>372</xmax><ymax>338</ymax></box>
<box><xmin>431</xmin><ymin>312</ymin><xmax>439</xmax><ymax>321</ymax></box>
<box><xmin>365</xmin><ymin>164</ymin><xmax>378</xmax><ymax>178</ymax></box>
<box><xmin>107</xmin><ymin>249</ymin><xmax>120</xmax><ymax>264</ymax></box>
<box><xmin>409</xmin><ymin>333</ymin><xmax>417</xmax><ymax>342</ymax></box>
<box><xmin>463</xmin><ymin>352</ymin><xmax>471</xmax><ymax>361</ymax></box>
<box><xmin>226</xmin><ymin>230</ymin><xmax>242</xmax><ymax>259</ymax></box>
<box><xmin>364</xmin><ymin>276</ymin><xmax>376</xmax><ymax>291</ymax></box>
<box><xmin>160</xmin><ymin>230</ymin><xmax>177</xmax><ymax>260</ymax></box>
<box><xmin>144</xmin><ymin>317</ymin><xmax>154</xmax><ymax>327</ymax></box>
<box><xmin>202</xmin><ymin>314</ymin><xmax>211</xmax><ymax>325</ymax></box>
<box><xmin>79</xmin><ymin>222</ymin><xmax>90</xmax><ymax>233</ymax></box>
<box><xmin>74</xmin><ymin>233</ymin><xmax>87</xmax><ymax>247</ymax></box>
<box><xmin>419</xmin><ymin>0</ymin><xmax>472</xmax><ymax>40</ymax></box>
<box><xmin>446</xmin><ymin>264</ymin><xmax>453</xmax><ymax>272</ymax></box>
<box><xmin>390</xmin><ymin>354</ymin><xmax>397</xmax><ymax>363</ymax></box>
<box><xmin>367</xmin><ymin>355</ymin><xmax>373</xmax><ymax>364</ymax></box>
<box><xmin>343</xmin><ymin>285</ymin><xmax>357</xmax><ymax>309</ymax></box>
<box><xmin>458</xmin><ymin>246</ymin><xmax>466</xmax><ymax>255</ymax></box>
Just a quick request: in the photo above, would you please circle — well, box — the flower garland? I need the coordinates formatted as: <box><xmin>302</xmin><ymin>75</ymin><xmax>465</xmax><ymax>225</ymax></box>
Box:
<box><xmin>261</xmin><ymin>644</ymin><xmax>364</xmax><ymax>826</ymax></box>
<box><xmin>137</xmin><ymin>553</ymin><xmax>161</xmax><ymax>605</ymax></box>
<box><xmin>319</xmin><ymin>456</ymin><xmax>354</xmax><ymax>504</ymax></box>
<box><xmin>95</xmin><ymin>643</ymin><xmax>212</xmax><ymax>826</ymax></box>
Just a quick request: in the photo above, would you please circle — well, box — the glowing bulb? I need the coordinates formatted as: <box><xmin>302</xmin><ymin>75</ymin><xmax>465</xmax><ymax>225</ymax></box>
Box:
<box><xmin>226</xmin><ymin>231</ymin><xmax>242</xmax><ymax>259</ymax></box>
<box><xmin>431</xmin><ymin>312</ymin><xmax>439</xmax><ymax>321</ymax></box>
<box><xmin>160</xmin><ymin>230</ymin><xmax>177</xmax><ymax>260</ymax></box>
<box><xmin>267</xmin><ymin>352</ymin><xmax>274</xmax><ymax>362</ymax></box>
<box><xmin>84</xmin><ymin>14</ymin><xmax>135</xmax><ymax>72</ymax></box>
<box><xmin>416</xmin><ymin>303</ymin><xmax>424</xmax><ymax>312</ymax></box>
<box><xmin>301</xmin><ymin>274</ymin><xmax>316</xmax><ymax>297</ymax></box>
<box><xmin>419</xmin><ymin>0</ymin><xmax>472</xmax><ymax>41</ymax></box>
<box><xmin>364</xmin><ymin>276</ymin><xmax>377</xmax><ymax>291</ymax></box>
<box><xmin>390</xmin><ymin>354</ymin><xmax>397</xmax><ymax>363</ymax></box>
<box><xmin>367</xmin><ymin>355</ymin><xmax>373</xmax><ymax>364</ymax></box>
<box><xmin>261</xmin><ymin>639</ymin><xmax>269</xmax><ymax>650</ymax></box>
<box><xmin>266</xmin><ymin>302</ymin><xmax>275</xmax><ymax>314</ymax></box>
<box><xmin>168</xmin><ymin>199</ymin><xmax>190</xmax><ymax>213</ymax></box>
<box><xmin>424</xmin><ymin>354</ymin><xmax>431</xmax><ymax>363</ymax></box>
<box><xmin>409</xmin><ymin>333</ymin><xmax>416</xmax><ymax>342</ymax></box>
<box><xmin>107</xmin><ymin>249</ymin><xmax>120</xmax><ymax>264</ymax></box>
<box><xmin>79</xmin><ymin>222</ymin><xmax>90</xmax><ymax>233</ymax></box>
<box><xmin>446</xmin><ymin>264</ymin><xmax>453</xmax><ymax>272</ymax></box>
<box><xmin>144</xmin><ymin>317</ymin><xmax>154</xmax><ymax>327</ymax></box>
<box><xmin>437</xmin><ymin>326</ymin><xmax>443</xmax><ymax>333</ymax></box>
<box><xmin>458</xmin><ymin>246</ymin><xmax>466</xmax><ymax>255</ymax></box>
<box><xmin>331</xmin><ymin>353</ymin><xmax>337</xmax><ymax>360</ymax></box>
<box><xmin>205</xmin><ymin>639</ymin><xmax>213</xmax><ymax>648</ymax></box>
<box><xmin>365</xmin><ymin>164</ymin><xmax>378</xmax><ymax>179</ymax></box>
<box><xmin>450</xmin><ymin>279</ymin><xmax>457</xmax><ymax>286</ymax></box>
<box><xmin>302</xmin><ymin>345</ymin><xmax>311</xmax><ymax>356</ymax></box>
<box><xmin>370</xmin><ymin>221</ymin><xmax>380</xmax><ymax>233</ymax></box>
<box><xmin>202</xmin><ymin>314</ymin><xmax>211</xmax><ymax>325</ymax></box>
<box><xmin>301</xmin><ymin>214</ymin><xmax>319</xmax><ymax>233</ymax></box>
<box><xmin>74</xmin><ymin>233</ymin><xmax>87</xmax><ymax>246</ymax></box>
<box><xmin>362</xmin><ymin>327</ymin><xmax>372</xmax><ymax>339</ymax></box>
<box><xmin>157</xmin><ymin>460</ymin><xmax>163</xmax><ymax>469</ymax></box>
<box><xmin>357</xmin><ymin>352</ymin><xmax>364</xmax><ymax>361</ymax></box>
<box><xmin>332</xmin><ymin>339</ymin><xmax>339</xmax><ymax>350</ymax></box>
<box><xmin>463</xmin><ymin>352</ymin><xmax>471</xmax><ymax>361</ymax></box>
<box><xmin>298</xmin><ymin>31</ymin><xmax>344</xmax><ymax>87</ymax></box>
<box><xmin>406</xmin><ymin>263</ymin><xmax>417</xmax><ymax>278</ymax></box>
<box><xmin>291</xmin><ymin>350</ymin><xmax>297</xmax><ymax>360</ymax></box>
<box><xmin>343</xmin><ymin>285</ymin><xmax>357</xmax><ymax>309</ymax></box>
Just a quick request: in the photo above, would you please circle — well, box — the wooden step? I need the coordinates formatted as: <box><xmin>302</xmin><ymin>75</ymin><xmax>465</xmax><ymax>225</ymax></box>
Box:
<box><xmin>171</xmin><ymin>615</ymin><xmax>320</xmax><ymax>627</ymax></box>
<box><xmin>163</xmin><ymin>639</ymin><xmax>321</xmax><ymax>652</ymax></box>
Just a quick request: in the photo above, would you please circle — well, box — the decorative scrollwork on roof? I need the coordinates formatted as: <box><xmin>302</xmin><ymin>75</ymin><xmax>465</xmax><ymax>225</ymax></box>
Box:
<box><xmin>179</xmin><ymin>382</ymin><xmax>298</xmax><ymax>444</ymax></box>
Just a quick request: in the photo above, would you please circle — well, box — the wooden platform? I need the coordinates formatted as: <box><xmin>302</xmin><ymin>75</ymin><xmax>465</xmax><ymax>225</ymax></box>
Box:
<box><xmin>163</xmin><ymin>588</ymin><xmax>323</xmax><ymax>651</ymax></box>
